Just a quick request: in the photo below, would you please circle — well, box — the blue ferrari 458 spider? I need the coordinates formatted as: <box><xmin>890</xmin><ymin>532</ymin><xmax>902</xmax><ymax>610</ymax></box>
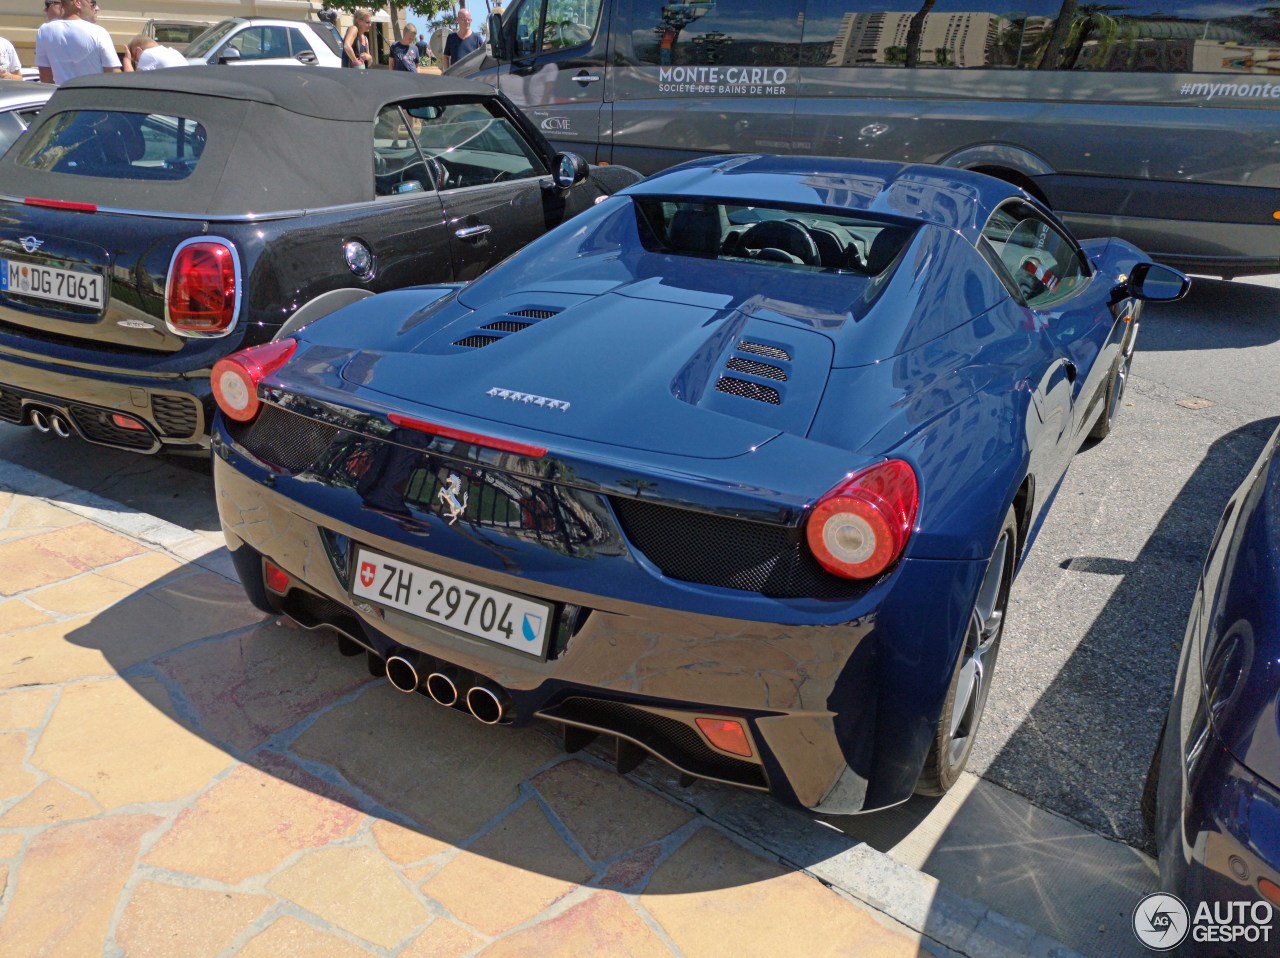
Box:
<box><xmin>211</xmin><ymin>155</ymin><xmax>1188</xmax><ymax>813</ymax></box>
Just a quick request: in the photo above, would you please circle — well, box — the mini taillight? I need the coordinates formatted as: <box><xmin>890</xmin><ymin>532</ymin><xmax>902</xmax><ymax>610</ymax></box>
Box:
<box><xmin>167</xmin><ymin>241</ymin><xmax>239</xmax><ymax>334</ymax></box>
<box><xmin>211</xmin><ymin>338</ymin><xmax>296</xmax><ymax>423</ymax></box>
<box><xmin>806</xmin><ymin>460</ymin><xmax>919</xmax><ymax>580</ymax></box>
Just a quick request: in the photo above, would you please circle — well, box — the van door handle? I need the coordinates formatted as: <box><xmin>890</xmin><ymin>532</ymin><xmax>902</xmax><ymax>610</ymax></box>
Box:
<box><xmin>574</xmin><ymin>72</ymin><xmax>602</xmax><ymax>85</ymax></box>
<box><xmin>455</xmin><ymin>224</ymin><xmax>492</xmax><ymax>240</ymax></box>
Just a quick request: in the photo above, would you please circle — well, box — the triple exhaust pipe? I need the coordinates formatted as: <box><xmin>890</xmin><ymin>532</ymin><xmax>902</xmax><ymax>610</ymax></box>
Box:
<box><xmin>29</xmin><ymin>408</ymin><xmax>73</xmax><ymax>439</ymax></box>
<box><xmin>384</xmin><ymin>654</ymin><xmax>511</xmax><ymax>725</ymax></box>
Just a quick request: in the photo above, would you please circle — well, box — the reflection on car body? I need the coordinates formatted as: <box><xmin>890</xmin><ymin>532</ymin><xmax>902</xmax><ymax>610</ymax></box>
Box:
<box><xmin>211</xmin><ymin>155</ymin><xmax>1189</xmax><ymax>814</ymax></box>
<box><xmin>0</xmin><ymin>66</ymin><xmax>639</xmax><ymax>455</ymax></box>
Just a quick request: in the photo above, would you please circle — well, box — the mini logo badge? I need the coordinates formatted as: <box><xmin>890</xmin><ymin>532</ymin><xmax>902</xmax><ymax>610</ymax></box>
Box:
<box><xmin>18</xmin><ymin>236</ymin><xmax>44</xmax><ymax>255</ymax></box>
<box><xmin>359</xmin><ymin>561</ymin><xmax>377</xmax><ymax>588</ymax></box>
<box><xmin>117</xmin><ymin>319</ymin><xmax>152</xmax><ymax>329</ymax></box>
<box><xmin>1133</xmin><ymin>893</ymin><xmax>1190</xmax><ymax>951</ymax></box>
<box><xmin>437</xmin><ymin>474</ymin><xmax>469</xmax><ymax>525</ymax></box>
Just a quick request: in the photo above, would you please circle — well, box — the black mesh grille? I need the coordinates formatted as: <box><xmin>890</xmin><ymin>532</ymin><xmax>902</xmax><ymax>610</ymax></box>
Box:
<box><xmin>509</xmin><ymin>308</ymin><xmax>559</xmax><ymax>319</ymax></box>
<box><xmin>151</xmin><ymin>394</ymin><xmax>200</xmax><ymax>438</ymax></box>
<box><xmin>610</xmin><ymin>497</ymin><xmax>864</xmax><ymax>599</ymax></box>
<box><xmin>0</xmin><ymin>390</ymin><xmax>20</xmax><ymax>424</ymax></box>
<box><xmin>68</xmin><ymin>404</ymin><xmax>156</xmax><ymax>450</ymax></box>
<box><xmin>228</xmin><ymin>405</ymin><xmax>341</xmax><ymax>472</ymax></box>
<box><xmin>453</xmin><ymin>334</ymin><xmax>501</xmax><ymax>348</ymax></box>
<box><xmin>482</xmin><ymin>320</ymin><xmax>533</xmax><ymax>332</ymax></box>
<box><xmin>727</xmin><ymin>357</ymin><xmax>787</xmax><ymax>381</ymax></box>
<box><xmin>738</xmin><ymin>341</ymin><xmax>791</xmax><ymax>361</ymax></box>
<box><xmin>715</xmin><ymin>377</ymin><xmax>780</xmax><ymax>405</ymax></box>
<box><xmin>552</xmin><ymin>696</ymin><xmax>766</xmax><ymax>788</ymax></box>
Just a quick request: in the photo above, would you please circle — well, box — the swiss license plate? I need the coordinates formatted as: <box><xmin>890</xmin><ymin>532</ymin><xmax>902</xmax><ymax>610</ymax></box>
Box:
<box><xmin>352</xmin><ymin>548</ymin><xmax>554</xmax><ymax>658</ymax></box>
<box><xmin>1</xmin><ymin>257</ymin><xmax>107</xmax><ymax>310</ymax></box>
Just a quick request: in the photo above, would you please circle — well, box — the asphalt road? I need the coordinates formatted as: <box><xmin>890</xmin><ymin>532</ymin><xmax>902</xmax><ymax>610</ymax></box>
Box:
<box><xmin>1</xmin><ymin>274</ymin><xmax>1276</xmax><ymax>855</ymax></box>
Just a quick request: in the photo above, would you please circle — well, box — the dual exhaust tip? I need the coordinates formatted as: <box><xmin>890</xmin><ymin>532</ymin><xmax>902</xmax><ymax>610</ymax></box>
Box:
<box><xmin>385</xmin><ymin>654</ymin><xmax>510</xmax><ymax>725</ymax></box>
<box><xmin>29</xmin><ymin>408</ymin><xmax>73</xmax><ymax>439</ymax></box>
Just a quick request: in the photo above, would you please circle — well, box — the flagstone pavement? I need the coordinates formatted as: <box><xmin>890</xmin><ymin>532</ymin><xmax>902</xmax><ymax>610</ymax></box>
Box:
<box><xmin>0</xmin><ymin>487</ymin><xmax>932</xmax><ymax>957</ymax></box>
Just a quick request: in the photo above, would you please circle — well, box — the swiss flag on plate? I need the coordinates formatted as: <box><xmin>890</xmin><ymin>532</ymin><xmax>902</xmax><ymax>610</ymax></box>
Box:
<box><xmin>359</xmin><ymin>561</ymin><xmax>377</xmax><ymax>588</ymax></box>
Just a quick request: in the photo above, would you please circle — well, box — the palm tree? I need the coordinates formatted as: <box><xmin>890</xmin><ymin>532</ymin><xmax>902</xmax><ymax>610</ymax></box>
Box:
<box><xmin>904</xmin><ymin>0</ymin><xmax>936</xmax><ymax>69</ymax></box>
<box><xmin>1037</xmin><ymin>0</ymin><xmax>1079</xmax><ymax>70</ymax></box>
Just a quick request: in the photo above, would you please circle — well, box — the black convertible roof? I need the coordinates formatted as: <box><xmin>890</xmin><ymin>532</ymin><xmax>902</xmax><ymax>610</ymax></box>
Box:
<box><xmin>0</xmin><ymin>66</ymin><xmax>509</xmax><ymax>216</ymax></box>
<box><xmin>60</xmin><ymin>65</ymin><xmax>497</xmax><ymax>121</ymax></box>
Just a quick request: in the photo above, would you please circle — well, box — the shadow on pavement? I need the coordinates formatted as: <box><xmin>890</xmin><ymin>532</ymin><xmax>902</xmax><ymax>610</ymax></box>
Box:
<box><xmin>1140</xmin><ymin>279</ymin><xmax>1280</xmax><ymax>353</ymax></box>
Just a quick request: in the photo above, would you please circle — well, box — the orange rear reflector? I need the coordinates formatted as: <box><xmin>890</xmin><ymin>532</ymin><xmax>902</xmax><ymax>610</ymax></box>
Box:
<box><xmin>695</xmin><ymin>717</ymin><xmax>753</xmax><ymax>757</ymax></box>
<box><xmin>1259</xmin><ymin>878</ymin><xmax>1280</xmax><ymax>907</ymax></box>
<box><xmin>110</xmin><ymin>413</ymin><xmax>145</xmax><ymax>431</ymax></box>
<box><xmin>264</xmin><ymin>560</ymin><xmax>290</xmax><ymax>594</ymax></box>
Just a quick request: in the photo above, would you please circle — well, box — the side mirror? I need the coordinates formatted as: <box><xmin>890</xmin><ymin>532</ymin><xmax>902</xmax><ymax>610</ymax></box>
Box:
<box><xmin>1129</xmin><ymin>262</ymin><xmax>1190</xmax><ymax>302</ymax></box>
<box><xmin>217</xmin><ymin>45</ymin><xmax>242</xmax><ymax>65</ymax></box>
<box><xmin>550</xmin><ymin>152</ymin><xmax>588</xmax><ymax>192</ymax></box>
<box><xmin>488</xmin><ymin>13</ymin><xmax>507</xmax><ymax>61</ymax></box>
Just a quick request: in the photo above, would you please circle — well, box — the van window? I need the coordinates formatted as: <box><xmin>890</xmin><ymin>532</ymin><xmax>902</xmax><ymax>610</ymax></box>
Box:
<box><xmin>629</xmin><ymin>0</ymin><xmax>803</xmax><ymax>66</ymax></box>
<box><xmin>17</xmin><ymin>111</ymin><xmax>206</xmax><ymax>181</ymax></box>
<box><xmin>799</xmin><ymin>3</ymin><xmax>1280</xmax><ymax>73</ymax></box>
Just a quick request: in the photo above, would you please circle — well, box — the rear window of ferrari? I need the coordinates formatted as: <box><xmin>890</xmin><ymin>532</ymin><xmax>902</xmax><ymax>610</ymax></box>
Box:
<box><xmin>634</xmin><ymin>198</ymin><xmax>917</xmax><ymax>275</ymax></box>
<box><xmin>16</xmin><ymin>110</ymin><xmax>207</xmax><ymax>181</ymax></box>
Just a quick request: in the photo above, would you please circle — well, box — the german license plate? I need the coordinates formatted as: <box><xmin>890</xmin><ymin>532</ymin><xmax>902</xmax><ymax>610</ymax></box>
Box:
<box><xmin>1</xmin><ymin>258</ymin><xmax>107</xmax><ymax>310</ymax></box>
<box><xmin>352</xmin><ymin>548</ymin><xmax>554</xmax><ymax>658</ymax></box>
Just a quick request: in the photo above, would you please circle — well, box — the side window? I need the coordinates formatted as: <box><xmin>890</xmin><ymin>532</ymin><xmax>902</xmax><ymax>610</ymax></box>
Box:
<box><xmin>285</xmin><ymin>27</ymin><xmax>310</xmax><ymax>58</ymax></box>
<box><xmin>513</xmin><ymin>0</ymin><xmax>545</xmax><ymax>57</ymax></box>
<box><xmin>799</xmin><ymin>3</ymin><xmax>1280</xmax><ymax>74</ymax></box>
<box><xmin>373</xmin><ymin>104</ymin><xmax>434</xmax><ymax>197</ymax></box>
<box><xmin>406</xmin><ymin>101</ymin><xmax>546</xmax><ymax>187</ymax></box>
<box><xmin>543</xmin><ymin>0</ymin><xmax>604</xmax><ymax>51</ymax></box>
<box><xmin>235</xmin><ymin>26</ymin><xmax>291</xmax><ymax>60</ymax></box>
<box><xmin>628</xmin><ymin>0</ymin><xmax>803</xmax><ymax>67</ymax></box>
<box><xmin>980</xmin><ymin>201</ymin><xmax>1088</xmax><ymax>308</ymax></box>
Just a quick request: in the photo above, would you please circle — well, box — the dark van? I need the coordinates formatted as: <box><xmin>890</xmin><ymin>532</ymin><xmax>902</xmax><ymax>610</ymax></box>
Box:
<box><xmin>451</xmin><ymin>1</ymin><xmax>1280</xmax><ymax>277</ymax></box>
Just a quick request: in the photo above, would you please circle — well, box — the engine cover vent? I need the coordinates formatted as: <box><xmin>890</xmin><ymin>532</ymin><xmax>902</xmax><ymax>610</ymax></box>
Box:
<box><xmin>727</xmin><ymin>357</ymin><xmax>787</xmax><ymax>381</ymax></box>
<box><xmin>737</xmin><ymin>341</ymin><xmax>791</xmax><ymax>362</ymax></box>
<box><xmin>715</xmin><ymin>377</ymin><xmax>781</xmax><ymax>405</ymax></box>
<box><xmin>452</xmin><ymin>334</ymin><xmax>501</xmax><ymax>349</ymax></box>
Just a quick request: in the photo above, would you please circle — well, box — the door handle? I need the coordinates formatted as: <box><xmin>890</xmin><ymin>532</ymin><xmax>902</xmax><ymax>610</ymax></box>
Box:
<box><xmin>574</xmin><ymin>73</ymin><xmax>602</xmax><ymax>84</ymax></box>
<box><xmin>455</xmin><ymin>224</ymin><xmax>492</xmax><ymax>240</ymax></box>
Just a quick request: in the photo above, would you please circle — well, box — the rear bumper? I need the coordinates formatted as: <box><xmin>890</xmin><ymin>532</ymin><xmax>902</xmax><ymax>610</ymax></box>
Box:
<box><xmin>0</xmin><ymin>352</ymin><xmax>210</xmax><ymax>453</ymax></box>
<box><xmin>214</xmin><ymin>432</ymin><xmax>986</xmax><ymax>814</ymax></box>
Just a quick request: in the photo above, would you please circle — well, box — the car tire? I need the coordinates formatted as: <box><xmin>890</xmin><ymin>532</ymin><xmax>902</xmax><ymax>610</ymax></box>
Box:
<box><xmin>1089</xmin><ymin>321</ymin><xmax>1138</xmax><ymax>441</ymax></box>
<box><xmin>916</xmin><ymin>506</ymin><xmax>1017</xmax><ymax>796</ymax></box>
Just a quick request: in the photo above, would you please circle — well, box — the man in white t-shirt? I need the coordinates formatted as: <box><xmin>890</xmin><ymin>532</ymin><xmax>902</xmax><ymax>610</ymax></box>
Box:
<box><xmin>0</xmin><ymin>35</ymin><xmax>22</xmax><ymax>80</ymax></box>
<box><xmin>36</xmin><ymin>0</ymin><xmax>121</xmax><ymax>84</ymax></box>
<box><xmin>122</xmin><ymin>36</ymin><xmax>187</xmax><ymax>71</ymax></box>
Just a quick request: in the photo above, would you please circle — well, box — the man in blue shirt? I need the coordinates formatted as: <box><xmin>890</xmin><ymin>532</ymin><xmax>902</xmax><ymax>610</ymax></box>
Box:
<box><xmin>443</xmin><ymin>9</ymin><xmax>482</xmax><ymax>68</ymax></box>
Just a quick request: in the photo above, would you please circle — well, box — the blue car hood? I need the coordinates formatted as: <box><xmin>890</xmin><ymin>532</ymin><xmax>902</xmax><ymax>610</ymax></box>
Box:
<box><xmin>337</xmin><ymin>286</ymin><xmax>835</xmax><ymax>460</ymax></box>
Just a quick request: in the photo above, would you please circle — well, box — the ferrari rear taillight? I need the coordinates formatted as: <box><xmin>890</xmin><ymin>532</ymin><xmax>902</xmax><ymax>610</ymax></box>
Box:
<box><xmin>166</xmin><ymin>240</ymin><xmax>239</xmax><ymax>335</ymax></box>
<box><xmin>806</xmin><ymin>460</ymin><xmax>919</xmax><ymax>580</ymax></box>
<box><xmin>211</xmin><ymin>338</ymin><xmax>296</xmax><ymax>423</ymax></box>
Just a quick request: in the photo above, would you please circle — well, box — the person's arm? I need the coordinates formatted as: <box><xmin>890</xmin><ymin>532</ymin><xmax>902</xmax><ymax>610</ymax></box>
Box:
<box><xmin>97</xmin><ymin>31</ymin><xmax>121</xmax><ymax>73</ymax></box>
<box><xmin>343</xmin><ymin>25</ymin><xmax>360</xmax><ymax>65</ymax></box>
<box><xmin>120</xmin><ymin>49</ymin><xmax>134</xmax><ymax>72</ymax></box>
<box><xmin>1</xmin><ymin>43</ymin><xmax>22</xmax><ymax>80</ymax></box>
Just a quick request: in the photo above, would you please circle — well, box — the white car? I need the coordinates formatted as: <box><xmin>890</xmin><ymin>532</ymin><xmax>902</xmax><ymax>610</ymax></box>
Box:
<box><xmin>183</xmin><ymin>17</ymin><xmax>343</xmax><ymax>69</ymax></box>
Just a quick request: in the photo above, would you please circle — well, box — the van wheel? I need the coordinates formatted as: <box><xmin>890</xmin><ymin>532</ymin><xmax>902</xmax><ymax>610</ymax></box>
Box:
<box><xmin>916</xmin><ymin>507</ymin><xmax>1016</xmax><ymax>796</ymax></box>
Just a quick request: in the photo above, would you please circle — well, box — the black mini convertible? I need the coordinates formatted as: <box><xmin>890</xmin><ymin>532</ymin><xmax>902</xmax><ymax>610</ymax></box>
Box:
<box><xmin>0</xmin><ymin>67</ymin><xmax>637</xmax><ymax>454</ymax></box>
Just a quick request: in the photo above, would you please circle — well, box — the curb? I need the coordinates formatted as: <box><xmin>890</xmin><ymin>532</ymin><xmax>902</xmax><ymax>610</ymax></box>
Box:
<box><xmin>0</xmin><ymin>459</ymin><xmax>1085</xmax><ymax>958</ymax></box>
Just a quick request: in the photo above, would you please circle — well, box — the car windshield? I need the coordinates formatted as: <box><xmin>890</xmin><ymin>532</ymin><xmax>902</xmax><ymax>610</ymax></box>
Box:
<box><xmin>183</xmin><ymin>20</ymin><xmax>237</xmax><ymax>58</ymax></box>
<box><xmin>632</xmin><ymin>197</ymin><xmax>916</xmax><ymax>275</ymax></box>
<box><xmin>16</xmin><ymin>111</ymin><xmax>207</xmax><ymax>181</ymax></box>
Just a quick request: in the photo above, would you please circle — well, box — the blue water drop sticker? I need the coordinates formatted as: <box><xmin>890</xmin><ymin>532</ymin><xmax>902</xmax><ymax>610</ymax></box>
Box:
<box><xmin>522</xmin><ymin>613</ymin><xmax>542</xmax><ymax>642</ymax></box>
